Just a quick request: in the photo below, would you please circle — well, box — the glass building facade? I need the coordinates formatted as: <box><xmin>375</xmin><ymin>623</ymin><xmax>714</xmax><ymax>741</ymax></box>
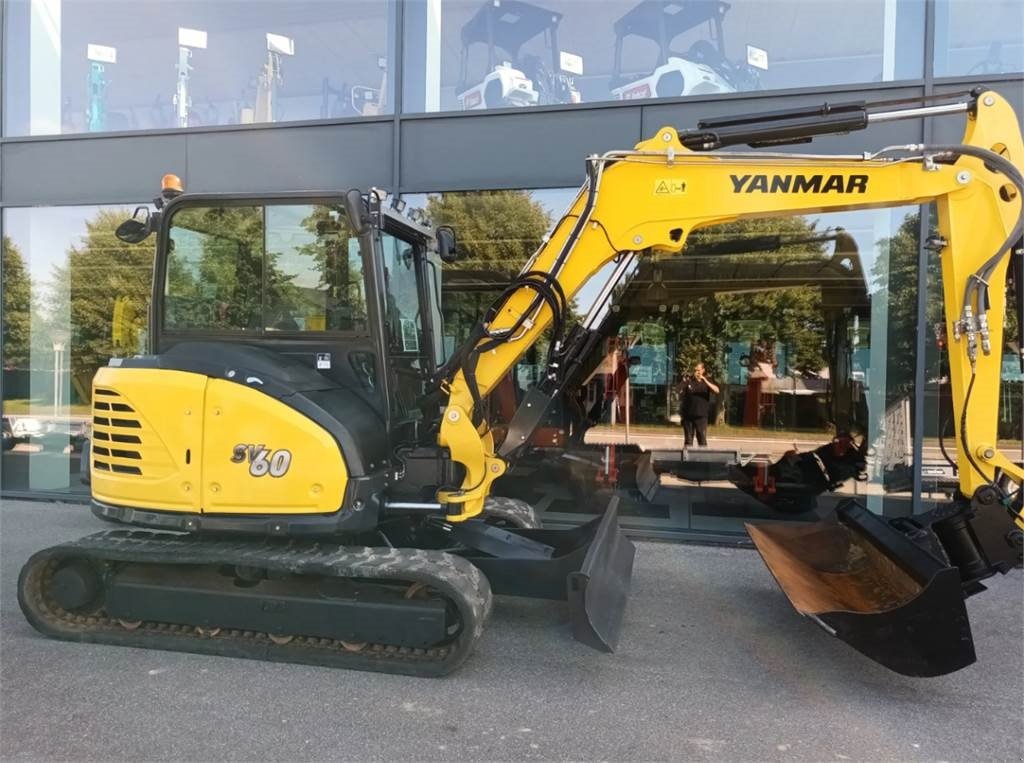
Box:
<box><xmin>2</xmin><ymin>0</ymin><xmax>1021</xmax><ymax>540</ymax></box>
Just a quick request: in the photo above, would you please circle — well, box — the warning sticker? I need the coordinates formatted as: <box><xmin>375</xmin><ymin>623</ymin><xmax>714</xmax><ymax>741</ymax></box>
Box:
<box><xmin>654</xmin><ymin>179</ymin><xmax>686</xmax><ymax>195</ymax></box>
<box><xmin>316</xmin><ymin>352</ymin><xmax>331</xmax><ymax>370</ymax></box>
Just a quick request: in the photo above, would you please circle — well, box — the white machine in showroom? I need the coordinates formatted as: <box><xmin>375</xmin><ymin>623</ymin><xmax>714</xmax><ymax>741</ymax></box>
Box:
<box><xmin>457</xmin><ymin>0</ymin><xmax>582</xmax><ymax>110</ymax></box>
<box><xmin>610</xmin><ymin>0</ymin><xmax>764</xmax><ymax>100</ymax></box>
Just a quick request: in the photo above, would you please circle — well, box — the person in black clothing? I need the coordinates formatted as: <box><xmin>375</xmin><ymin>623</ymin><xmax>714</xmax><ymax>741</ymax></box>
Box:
<box><xmin>679</xmin><ymin>362</ymin><xmax>720</xmax><ymax>447</ymax></box>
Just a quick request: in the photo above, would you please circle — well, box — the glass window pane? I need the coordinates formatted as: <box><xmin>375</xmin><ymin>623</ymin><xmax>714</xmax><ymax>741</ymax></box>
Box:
<box><xmin>380</xmin><ymin>231</ymin><xmax>432</xmax><ymax>418</ymax></box>
<box><xmin>2</xmin><ymin>205</ymin><xmax>150</xmax><ymax>494</ymax></box>
<box><xmin>934</xmin><ymin>0</ymin><xmax>1024</xmax><ymax>77</ymax></box>
<box><xmin>403</xmin><ymin>0</ymin><xmax>925</xmax><ymax>114</ymax></box>
<box><xmin>380</xmin><ymin>232</ymin><xmax>423</xmax><ymax>353</ymax></box>
<box><xmin>265</xmin><ymin>206</ymin><xmax>367</xmax><ymax>333</ymax></box>
<box><xmin>166</xmin><ymin>206</ymin><xmax>264</xmax><ymax>331</ymax></box>
<box><xmin>403</xmin><ymin>190</ymin><xmax>921</xmax><ymax>535</ymax></box>
<box><xmin>4</xmin><ymin>0</ymin><xmax>394</xmax><ymax>136</ymax></box>
<box><xmin>166</xmin><ymin>204</ymin><xmax>369</xmax><ymax>333</ymax></box>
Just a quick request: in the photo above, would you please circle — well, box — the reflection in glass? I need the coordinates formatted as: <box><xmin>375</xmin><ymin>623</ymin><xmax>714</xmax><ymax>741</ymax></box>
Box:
<box><xmin>609</xmin><ymin>0</ymin><xmax>761</xmax><ymax>100</ymax></box>
<box><xmin>2</xmin><ymin>206</ymin><xmax>150</xmax><ymax>493</ymax></box>
<box><xmin>380</xmin><ymin>233</ymin><xmax>423</xmax><ymax>353</ymax></box>
<box><xmin>4</xmin><ymin>0</ymin><xmax>393</xmax><ymax>136</ymax></box>
<box><xmin>380</xmin><ymin>231</ymin><xmax>435</xmax><ymax>418</ymax></box>
<box><xmin>403</xmin><ymin>0</ymin><xmax>924</xmax><ymax>113</ymax></box>
<box><xmin>166</xmin><ymin>204</ymin><xmax>368</xmax><ymax>333</ymax></box>
<box><xmin>456</xmin><ymin>1</ymin><xmax>582</xmax><ymax>109</ymax></box>
<box><xmin>167</xmin><ymin>206</ymin><xmax>265</xmax><ymax>331</ymax></box>
<box><xmin>404</xmin><ymin>190</ymin><xmax>924</xmax><ymax>534</ymax></box>
<box><xmin>934</xmin><ymin>0</ymin><xmax>1023</xmax><ymax>77</ymax></box>
<box><xmin>265</xmin><ymin>206</ymin><xmax>367</xmax><ymax>333</ymax></box>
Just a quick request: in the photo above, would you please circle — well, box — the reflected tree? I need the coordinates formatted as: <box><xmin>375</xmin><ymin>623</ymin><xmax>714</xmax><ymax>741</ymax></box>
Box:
<box><xmin>871</xmin><ymin>211</ymin><xmax>925</xmax><ymax>402</ymax></box>
<box><xmin>672</xmin><ymin>216</ymin><xmax>832</xmax><ymax>382</ymax></box>
<box><xmin>427</xmin><ymin>191</ymin><xmax>557</xmax><ymax>357</ymax></box>
<box><xmin>165</xmin><ymin>206</ymin><xmax>266</xmax><ymax>330</ymax></box>
<box><xmin>47</xmin><ymin>210</ymin><xmax>153</xmax><ymax>402</ymax></box>
<box><xmin>288</xmin><ymin>205</ymin><xmax>367</xmax><ymax>331</ymax></box>
<box><xmin>426</xmin><ymin>190</ymin><xmax>551</xmax><ymax>277</ymax></box>
<box><xmin>2</xmin><ymin>236</ymin><xmax>33</xmax><ymax>370</ymax></box>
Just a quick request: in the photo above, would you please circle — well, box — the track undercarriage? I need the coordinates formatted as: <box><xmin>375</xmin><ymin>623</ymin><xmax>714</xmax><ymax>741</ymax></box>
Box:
<box><xmin>20</xmin><ymin>531</ymin><xmax>492</xmax><ymax>677</ymax></box>
<box><xmin>18</xmin><ymin>498</ymin><xmax>635</xmax><ymax>676</ymax></box>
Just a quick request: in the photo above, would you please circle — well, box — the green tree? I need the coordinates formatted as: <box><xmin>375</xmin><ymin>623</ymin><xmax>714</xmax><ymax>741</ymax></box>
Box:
<box><xmin>2</xmin><ymin>236</ymin><xmax>32</xmax><ymax>370</ymax></box>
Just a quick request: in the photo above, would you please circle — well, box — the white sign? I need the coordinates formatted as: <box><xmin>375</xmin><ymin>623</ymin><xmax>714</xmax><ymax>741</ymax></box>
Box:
<box><xmin>560</xmin><ymin>51</ymin><xmax>584</xmax><ymax>75</ymax></box>
<box><xmin>400</xmin><ymin>318</ymin><xmax>420</xmax><ymax>353</ymax></box>
<box><xmin>746</xmin><ymin>45</ymin><xmax>769</xmax><ymax>70</ymax></box>
<box><xmin>316</xmin><ymin>352</ymin><xmax>331</xmax><ymax>370</ymax></box>
<box><xmin>266</xmin><ymin>33</ymin><xmax>295</xmax><ymax>56</ymax></box>
<box><xmin>178</xmin><ymin>27</ymin><xmax>208</xmax><ymax>49</ymax></box>
<box><xmin>87</xmin><ymin>44</ymin><xmax>117</xmax><ymax>64</ymax></box>
<box><xmin>632</xmin><ymin>365</ymin><xmax>653</xmax><ymax>385</ymax></box>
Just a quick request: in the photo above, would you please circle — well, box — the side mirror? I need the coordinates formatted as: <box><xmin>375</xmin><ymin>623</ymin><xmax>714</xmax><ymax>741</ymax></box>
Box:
<box><xmin>344</xmin><ymin>189</ymin><xmax>370</xmax><ymax>235</ymax></box>
<box><xmin>436</xmin><ymin>226</ymin><xmax>458</xmax><ymax>264</ymax></box>
<box><xmin>115</xmin><ymin>207</ymin><xmax>154</xmax><ymax>244</ymax></box>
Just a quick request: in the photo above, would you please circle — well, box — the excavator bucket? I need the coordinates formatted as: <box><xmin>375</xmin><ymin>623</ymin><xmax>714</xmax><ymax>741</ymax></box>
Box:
<box><xmin>746</xmin><ymin>500</ymin><xmax>974</xmax><ymax>677</ymax></box>
<box><xmin>466</xmin><ymin>496</ymin><xmax>635</xmax><ymax>652</ymax></box>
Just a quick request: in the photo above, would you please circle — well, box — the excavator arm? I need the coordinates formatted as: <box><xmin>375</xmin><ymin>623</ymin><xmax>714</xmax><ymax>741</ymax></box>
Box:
<box><xmin>435</xmin><ymin>88</ymin><xmax>1023</xmax><ymax>677</ymax></box>
<box><xmin>434</xmin><ymin>89</ymin><xmax>1023</xmax><ymax>677</ymax></box>
<box><xmin>438</xmin><ymin>89</ymin><xmax>1023</xmax><ymax>524</ymax></box>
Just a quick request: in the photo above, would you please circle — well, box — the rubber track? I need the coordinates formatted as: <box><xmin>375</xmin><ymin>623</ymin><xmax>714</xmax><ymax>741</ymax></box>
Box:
<box><xmin>18</xmin><ymin>530</ymin><xmax>493</xmax><ymax>677</ymax></box>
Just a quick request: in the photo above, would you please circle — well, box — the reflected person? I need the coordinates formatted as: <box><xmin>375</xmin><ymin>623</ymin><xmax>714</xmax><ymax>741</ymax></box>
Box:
<box><xmin>679</xmin><ymin>362</ymin><xmax>719</xmax><ymax>447</ymax></box>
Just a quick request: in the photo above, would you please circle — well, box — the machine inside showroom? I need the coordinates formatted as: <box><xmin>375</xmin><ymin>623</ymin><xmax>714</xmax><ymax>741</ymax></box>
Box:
<box><xmin>18</xmin><ymin>87</ymin><xmax>1023</xmax><ymax>679</ymax></box>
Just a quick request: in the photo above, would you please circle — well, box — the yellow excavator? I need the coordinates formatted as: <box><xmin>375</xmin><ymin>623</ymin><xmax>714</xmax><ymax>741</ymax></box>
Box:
<box><xmin>19</xmin><ymin>88</ymin><xmax>1023</xmax><ymax>678</ymax></box>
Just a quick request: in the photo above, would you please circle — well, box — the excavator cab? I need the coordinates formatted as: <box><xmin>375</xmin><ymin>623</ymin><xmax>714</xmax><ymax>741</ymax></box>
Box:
<box><xmin>17</xmin><ymin>178</ymin><xmax>635</xmax><ymax>674</ymax></box>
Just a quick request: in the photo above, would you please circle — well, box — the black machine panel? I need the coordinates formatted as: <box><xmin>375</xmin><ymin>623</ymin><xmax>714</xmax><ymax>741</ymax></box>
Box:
<box><xmin>121</xmin><ymin>341</ymin><xmax>389</xmax><ymax>476</ymax></box>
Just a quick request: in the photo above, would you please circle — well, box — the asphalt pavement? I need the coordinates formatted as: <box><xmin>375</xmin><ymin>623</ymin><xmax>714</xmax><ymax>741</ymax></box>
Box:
<box><xmin>1</xmin><ymin>499</ymin><xmax>1021</xmax><ymax>762</ymax></box>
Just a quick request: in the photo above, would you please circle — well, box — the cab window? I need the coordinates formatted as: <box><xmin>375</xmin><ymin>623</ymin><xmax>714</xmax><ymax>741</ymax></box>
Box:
<box><xmin>380</xmin><ymin>231</ymin><xmax>429</xmax><ymax>418</ymax></box>
<box><xmin>165</xmin><ymin>203</ymin><xmax>368</xmax><ymax>333</ymax></box>
<box><xmin>380</xmin><ymin>232</ymin><xmax>423</xmax><ymax>355</ymax></box>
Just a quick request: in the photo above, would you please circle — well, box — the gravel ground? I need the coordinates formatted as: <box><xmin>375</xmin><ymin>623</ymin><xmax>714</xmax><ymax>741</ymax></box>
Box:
<box><xmin>1</xmin><ymin>499</ymin><xmax>1021</xmax><ymax>762</ymax></box>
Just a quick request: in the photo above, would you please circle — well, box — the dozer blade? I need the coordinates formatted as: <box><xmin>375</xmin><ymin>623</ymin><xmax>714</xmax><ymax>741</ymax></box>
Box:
<box><xmin>567</xmin><ymin>496</ymin><xmax>636</xmax><ymax>652</ymax></box>
<box><xmin>746</xmin><ymin>500</ymin><xmax>974</xmax><ymax>677</ymax></box>
<box><xmin>465</xmin><ymin>496</ymin><xmax>635</xmax><ymax>652</ymax></box>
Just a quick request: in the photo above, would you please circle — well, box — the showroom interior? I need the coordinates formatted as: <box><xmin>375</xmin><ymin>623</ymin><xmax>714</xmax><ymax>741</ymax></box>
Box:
<box><xmin>1</xmin><ymin>0</ymin><xmax>1021</xmax><ymax>540</ymax></box>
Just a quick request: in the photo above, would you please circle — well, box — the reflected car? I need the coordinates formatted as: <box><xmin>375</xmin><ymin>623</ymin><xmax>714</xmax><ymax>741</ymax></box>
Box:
<box><xmin>7</xmin><ymin>416</ymin><xmax>90</xmax><ymax>453</ymax></box>
<box><xmin>2</xmin><ymin>417</ymin><xmax>14</xmax><ymax>451</ymax></box>
<box><xmin>9</xmin><ymin>416</ymin><xmax>43</xmax><ymax>441</ymax></box>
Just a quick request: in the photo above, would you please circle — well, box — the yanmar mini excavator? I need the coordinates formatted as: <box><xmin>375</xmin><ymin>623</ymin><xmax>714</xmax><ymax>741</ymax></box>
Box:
<box><xmin>19</xmin><ymin>88</ymin><xmax>1024</xmax><ymax>678</ymax></box>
